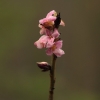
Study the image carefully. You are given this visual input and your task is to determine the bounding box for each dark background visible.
[0,0,100,100]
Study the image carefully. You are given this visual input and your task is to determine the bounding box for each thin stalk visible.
[49,54,57,100]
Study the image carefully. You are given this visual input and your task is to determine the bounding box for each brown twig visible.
[49,54,57,100]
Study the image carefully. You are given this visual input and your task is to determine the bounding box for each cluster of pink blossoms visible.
[34,10,65,57]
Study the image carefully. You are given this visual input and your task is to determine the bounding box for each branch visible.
[49,54,57,100]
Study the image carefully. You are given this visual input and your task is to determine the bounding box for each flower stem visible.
[49,54,57,100]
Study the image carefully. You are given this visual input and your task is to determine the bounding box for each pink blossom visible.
[34,29,60,49]
[46,10,65,26]
[34,35,55,49]
[46,37,54,48]
[39,16,56,25]
[46,10,57,17]
[38,10,65,32]
[39,28,60,38]
[39,10,57,29]
[53,49,65,57]
[46,40,65,57]
[44,28,60,38]
[34,35,48,49]
[35,10,65,57]
[52,29,60,38]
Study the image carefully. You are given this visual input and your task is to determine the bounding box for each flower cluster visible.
[34,10,65,57]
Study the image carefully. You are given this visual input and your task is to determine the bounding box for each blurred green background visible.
[0,0,100,100]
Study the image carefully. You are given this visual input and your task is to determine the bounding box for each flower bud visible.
[36,62,51,72]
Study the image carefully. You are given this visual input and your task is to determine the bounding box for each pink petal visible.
[39,35,48,44]
[39,16,56,25]
[55,40,63,49]
[39,18,47,24]
[40,28,52,35]
[47,16,56,21]
[46,10,56,17]
[40,28,46,35]
[46,48,53,56]
[52,29,60,38]
[34,41,44,49]
[34,35,48,49]
[46,37,55,48]
[45,29,52,36]
[53,49,65,57]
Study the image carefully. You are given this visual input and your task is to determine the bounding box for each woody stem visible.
[49,54,57,100]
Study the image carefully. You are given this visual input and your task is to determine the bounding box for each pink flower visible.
[46,40,65,57]
[34,10,65,57]
[46,10,65,27]
[39,10,57,29]
[39,17,56,30]
[39,27,60,38]
[38,10,65,32]
[34,35,48,49]
[34,35,55,49]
